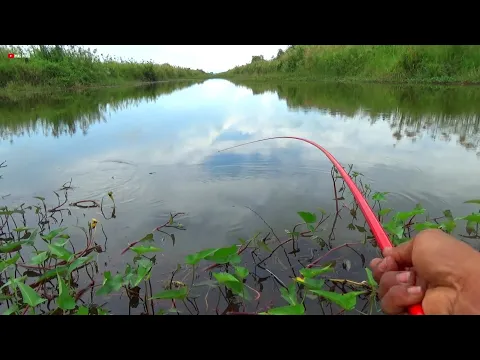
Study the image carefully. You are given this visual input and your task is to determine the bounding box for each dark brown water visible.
[1,79,480,315]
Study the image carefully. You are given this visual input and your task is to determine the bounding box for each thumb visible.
[383,240,414,269]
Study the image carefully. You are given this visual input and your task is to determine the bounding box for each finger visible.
[378,271,416,298]
[383,240,414,268]
[370,256,399,283]
[381,284,425,315]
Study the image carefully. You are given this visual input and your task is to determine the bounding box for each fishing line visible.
[218,136,424,316]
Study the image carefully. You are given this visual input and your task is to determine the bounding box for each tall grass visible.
[0,45,209,91]
[219,45,480,84]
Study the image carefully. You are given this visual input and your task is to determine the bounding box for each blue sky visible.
[81,45,289,73]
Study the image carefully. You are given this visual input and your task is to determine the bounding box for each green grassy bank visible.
[218,45,480,84]
[0,45,210,95]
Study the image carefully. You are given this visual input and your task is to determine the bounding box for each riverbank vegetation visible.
[0,80,204,139]
[0,45,209,94]
[219,45,480,84]
[230,80,480,155]
[1,160,479,315]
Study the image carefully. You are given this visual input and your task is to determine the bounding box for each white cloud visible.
[81,45,289,73]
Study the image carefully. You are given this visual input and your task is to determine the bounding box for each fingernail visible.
[378,259,387,271]
[407,286,422,294]
[396,272,410,283]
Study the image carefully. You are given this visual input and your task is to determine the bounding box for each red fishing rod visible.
[219,136,424,316]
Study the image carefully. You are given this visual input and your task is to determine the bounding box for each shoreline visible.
[0,78,210,100]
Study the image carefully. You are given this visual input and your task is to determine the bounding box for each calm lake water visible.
[1,79,480,314]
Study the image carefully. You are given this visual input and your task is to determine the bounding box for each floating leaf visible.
[42,227,67,242]
[462,214,480,223]
[150,287,188,300]
[185,248,217,265]
[295,277,325,290]
[57,274,76,310]
[205,245,241,264]
[378,208,392,216]
[372,192,388,202]
[262,304,304,315]
[138,233,154,242]
[213,272,250,299]
[0,253,21,272]
[464,199,480,205]
[30,251,48,265]
[96,272,125,296]
[14,227,32,232]
[310,290,365,311]
[3,305,18,315]
[443,209,453,220]
[130,246,162,255]
[414,222,440,232]
[68,256,93,275]
[355,225,366,233]
[48,244,74,261]
[299,264,333,278]
[76,306,89,315]
[297,211,317,224]
[17,282,46,307]
[235,266,249,279]
[279,282,298,306]
[365,268,377,289]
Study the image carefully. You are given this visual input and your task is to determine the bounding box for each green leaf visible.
[443,209,453,220]
[14,227,32,232]
[213,272,250,299]
[310,290,365,311]
[185,248,217,265]
[383,221,404,239]
[466,221,476,235]
[134,260,153,286]
[41,227,67,242]
[96,272,125,296]
[0,239,33,254]
[38,266,68,283]
[307,224,316,233]
[48,244,74,261]
[299,264,333,278]
[213,272,240,284]
[317,207,327,215]
[296,277,325,290]
[57,274,76,310]
[439,220,456,233]
[297,211,317,224]
[130,246,163,255]
[150,287,188,300]
[17,282,46,307]
[372,192,388,202]
[30,251,49,265]
[68,256,93,275]
[205,245,241,264]
[0,253,21,272]
[3,305,18,315]
[280,282,298,306]
[365,268,377,289]
[414,222,441,232]
[394,208,425,222]
[263,304,304,315]
[75,306,89,315]
[355,225,366,233]
[464,199,480,205]
[462,213,480,223]
[234,266,249,279]
[139,233,154,242]
[378,208,392,216]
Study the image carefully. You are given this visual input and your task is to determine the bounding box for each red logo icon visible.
[7,53,14,59]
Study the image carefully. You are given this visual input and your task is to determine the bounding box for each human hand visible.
[369,229,480,315]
